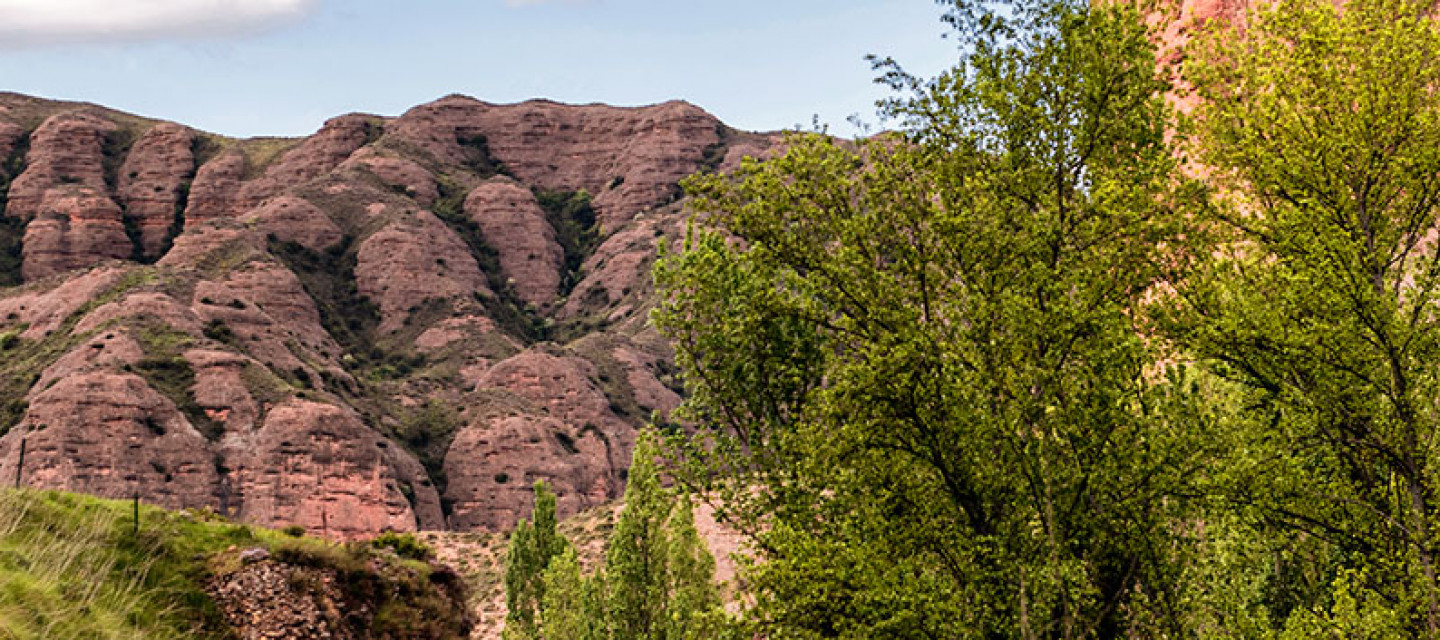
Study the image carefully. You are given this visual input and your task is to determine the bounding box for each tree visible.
[1175,0,1440,633]
[604,430,736,640]
[504,480,572,640]
[504,433,737,640]
[605,432,673,639]
[653,1,1205,636]
[541,548,606,640]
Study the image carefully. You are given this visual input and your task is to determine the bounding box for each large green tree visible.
[653,1,1205,636]
[1175,0,1440,633]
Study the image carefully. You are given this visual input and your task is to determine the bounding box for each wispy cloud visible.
[0,0,320,47]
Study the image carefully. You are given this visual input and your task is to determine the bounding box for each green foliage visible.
[504,480,572,639]
[370,531,436,562]
[502,433,738,640]
[653,2,1206,637]
[393,399,460,498]
[1171,0,1440,633]
[535,188,599,296]
[604,432,673,640]
[0,216,24,287]
[201,318,233,343]
[540,548,606,640]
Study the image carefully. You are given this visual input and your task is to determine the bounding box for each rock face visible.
[6,112,116,223]
[184,151,246,224]
[355,210,490,333]
[20,186,132,280]
[443,350,636,530]
[241,195,344,252]
[229,400,442,538]
[118,123,196,259]
[389,96,725,226]
[464,178,563,309]
[208,551,471,640]
[0,91,774,538]
[0,371,222,511]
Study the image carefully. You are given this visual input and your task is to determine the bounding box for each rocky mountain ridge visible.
[0,91,775,537]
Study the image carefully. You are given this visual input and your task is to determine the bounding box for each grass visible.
[0,488,284,639]
[0,489,471,640]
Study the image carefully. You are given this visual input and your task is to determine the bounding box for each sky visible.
[0,0,961,139]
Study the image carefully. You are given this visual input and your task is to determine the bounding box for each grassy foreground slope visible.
[0,488,470,640]
[0,488,269,639]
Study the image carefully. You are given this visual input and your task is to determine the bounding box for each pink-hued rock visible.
[31,331,146,396]
[192,260,343,378]
[6,112,116,222]
[185,348,263,435]
[118,123,195,259]
[354,211,490,333]
[559,217,670,320]
[390,96,723,225]
[74,291,204,336]
[0,371,222,511]
[229,399,443,538]
[444,349,636,530]
[0,121,26,169]
[0,265,129,339]
[717,132,780,174]
[443,414,614,531]
[463,178,563,309]
[341,147,440,206]
[20,186,132,281]
[612,345,682,418]
[0,92,774,536]
[234,115,376,213]
[241,195,343,252]
[156,223,256,267]
[414,315,502,352]
[184,151,246,224]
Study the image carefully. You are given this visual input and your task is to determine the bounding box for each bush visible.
[370,531,435,562]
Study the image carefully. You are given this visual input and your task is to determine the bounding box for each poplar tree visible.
[504,480,571,640]
[540,548,605,640]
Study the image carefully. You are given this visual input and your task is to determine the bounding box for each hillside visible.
[0,92,774,538]
[0,488,470,639]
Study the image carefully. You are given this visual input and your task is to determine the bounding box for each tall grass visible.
[0,489,269,639]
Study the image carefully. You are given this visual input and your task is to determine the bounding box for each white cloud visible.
[0,0,319,46]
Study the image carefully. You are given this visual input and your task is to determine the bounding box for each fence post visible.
[13,437,24,489]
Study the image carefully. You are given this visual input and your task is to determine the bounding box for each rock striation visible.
[0,91,774,538]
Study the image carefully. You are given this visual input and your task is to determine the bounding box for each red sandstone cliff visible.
[0,91,770,537]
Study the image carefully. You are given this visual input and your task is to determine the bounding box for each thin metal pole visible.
[132,492,139,536]
[13,437,24,489]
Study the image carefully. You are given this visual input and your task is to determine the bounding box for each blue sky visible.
[0,1,960,139]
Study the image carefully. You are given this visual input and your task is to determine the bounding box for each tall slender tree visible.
[504,480,571,640]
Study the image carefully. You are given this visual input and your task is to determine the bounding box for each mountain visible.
[0,91,776,538]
